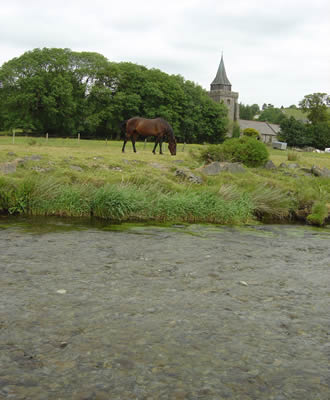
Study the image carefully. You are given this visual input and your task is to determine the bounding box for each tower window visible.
[227,99,231,105]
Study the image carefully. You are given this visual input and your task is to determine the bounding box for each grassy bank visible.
[1,136,330,225]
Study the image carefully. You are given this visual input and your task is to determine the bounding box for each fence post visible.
[144,139,147,150]
[12,129,15,144]
[78,133,80,143]
[46,132,48,143]
[182,142,186,152]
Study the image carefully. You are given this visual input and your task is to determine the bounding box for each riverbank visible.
[1,137,330,225]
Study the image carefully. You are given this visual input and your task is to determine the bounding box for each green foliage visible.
[199,144,226,163]
[299,93,330,124]
[258,104,287,124]
[0,47,228,143]
[278,116,310,147]
[221,136,269,167]
[239,103,260,120]
[307,201,328,226]
[219,183,292,219]
[242,128,260,139]
[232,121,241,138]
[306,121,330,149]
[199,136,269,167]
[279,95,330,149]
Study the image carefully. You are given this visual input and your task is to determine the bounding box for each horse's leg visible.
[159,137,164,155]
[122,137,127,153]
[152,139,159,154]
[131,133,138,153]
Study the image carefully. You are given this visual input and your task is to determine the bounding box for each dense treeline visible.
[240,94,330,149]
[278,93,330,149]
[0,48,228,143]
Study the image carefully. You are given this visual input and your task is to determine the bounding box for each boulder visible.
[311,165,330,177]
[0,162,17,174]
[70,165,83,172]
[264,160,276,170]
[0,158,25,174]
[200,162,246,175]
[175,169,203,184]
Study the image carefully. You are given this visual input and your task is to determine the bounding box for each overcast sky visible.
[1,0,329,107]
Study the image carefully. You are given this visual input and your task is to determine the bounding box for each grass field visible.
[1,136,330,225]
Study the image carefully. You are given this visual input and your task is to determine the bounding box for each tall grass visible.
[0,176,254,224]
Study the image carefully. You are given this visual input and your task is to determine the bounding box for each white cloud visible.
[0,0,329,107]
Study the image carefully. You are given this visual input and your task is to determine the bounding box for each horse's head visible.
[168,140,176,156]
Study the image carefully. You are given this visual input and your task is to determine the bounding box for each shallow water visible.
[0,217,329,399]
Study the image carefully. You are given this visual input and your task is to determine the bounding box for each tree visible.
[258,105,287,124]
[0,47,229,142]
[239,103,260,120]
[307,121,330,149]
[299,93,330,124]
[0,48,109,135]
[278,117,310,147]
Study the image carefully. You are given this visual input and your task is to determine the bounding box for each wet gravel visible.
[0,218,329,399]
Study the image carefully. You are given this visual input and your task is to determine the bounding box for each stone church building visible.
[208,55,239,123]
[208,55,279,142]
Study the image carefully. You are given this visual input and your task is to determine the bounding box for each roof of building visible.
[238,119,280,136]
[211,55,231,87]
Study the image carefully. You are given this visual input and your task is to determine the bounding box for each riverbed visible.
[0,217,329,399]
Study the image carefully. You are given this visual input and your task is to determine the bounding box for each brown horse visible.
[121,117,176,155]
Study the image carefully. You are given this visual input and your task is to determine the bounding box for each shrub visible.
[287,151,300,161]
[221,136,269,167]
[243,128,260,140]
[307,201,328,226]
[232,122,241,138]
[199,137,269,167]
[199,144,227,163]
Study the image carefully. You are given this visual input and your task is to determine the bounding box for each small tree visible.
[278,117,310,147]
[243,128,260,140]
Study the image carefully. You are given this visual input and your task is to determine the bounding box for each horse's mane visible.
[157,118,176,142]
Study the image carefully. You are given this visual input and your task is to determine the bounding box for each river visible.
[0,217,329,399]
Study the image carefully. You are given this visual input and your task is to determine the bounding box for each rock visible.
[279,162,287,168]
[7,152,17,157]
[239,281,248,286]
[175,169,203,184]
[0,162,17,174]
[311,165,330,177]
[27,155,42,161]
[287,163,300,169]
[264,160,276,169]
[70,165,83,172]
[200,162,246,175]
[56,289,67,294]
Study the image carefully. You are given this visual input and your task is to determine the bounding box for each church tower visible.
[208,55,239,126]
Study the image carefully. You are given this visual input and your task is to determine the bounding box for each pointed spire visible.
[210,54,232,91]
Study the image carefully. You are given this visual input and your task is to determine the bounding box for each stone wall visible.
[208,89,239,123]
